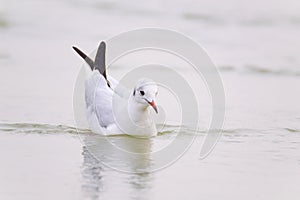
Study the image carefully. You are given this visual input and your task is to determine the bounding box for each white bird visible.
[73,41,158,137]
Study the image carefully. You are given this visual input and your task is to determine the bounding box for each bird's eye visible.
[140,90,145,96]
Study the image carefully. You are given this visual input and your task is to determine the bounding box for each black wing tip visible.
[100,41,106,47]
[72,46,79,52]
[72,45,95,70]
[72,42,110,88]
[72,46,87,59]
[98,41,106,52]
[95,41,106,71]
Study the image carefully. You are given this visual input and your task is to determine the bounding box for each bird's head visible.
[132,78,158,113]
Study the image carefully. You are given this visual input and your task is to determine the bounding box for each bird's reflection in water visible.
[81,146,103,200]
[81,133,154,200]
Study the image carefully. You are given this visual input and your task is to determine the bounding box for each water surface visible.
[0,0,300,199]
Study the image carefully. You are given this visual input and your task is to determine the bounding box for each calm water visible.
[0,0,300,199]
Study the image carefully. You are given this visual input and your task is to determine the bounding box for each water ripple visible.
[1,122,298,136]
[0,122,89,134]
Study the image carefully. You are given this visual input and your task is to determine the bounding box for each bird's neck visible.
[128,96,152,125]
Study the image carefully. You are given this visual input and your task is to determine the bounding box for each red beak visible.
[148,100,158,114]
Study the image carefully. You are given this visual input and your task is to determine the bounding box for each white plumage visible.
[73,42,158,137]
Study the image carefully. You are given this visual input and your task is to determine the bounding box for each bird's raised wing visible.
[73,42,130,134]
[73,41,110,87]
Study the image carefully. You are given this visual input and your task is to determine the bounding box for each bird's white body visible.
[73,42,158,137]
[85,70,157,137]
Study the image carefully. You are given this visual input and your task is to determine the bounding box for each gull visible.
[72,41,158,137]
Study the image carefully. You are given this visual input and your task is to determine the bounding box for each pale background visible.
[0,0,300,200]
